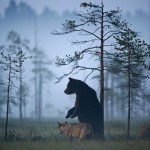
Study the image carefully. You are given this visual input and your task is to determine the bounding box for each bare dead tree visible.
[1,50,20,141]
[0,31,31,140]
[7,31,31,120]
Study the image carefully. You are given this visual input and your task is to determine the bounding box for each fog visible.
[0,0,149,121]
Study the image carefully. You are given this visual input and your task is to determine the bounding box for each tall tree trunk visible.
[23,95,26,118]
[104,71,109,120]
[38,61,42,121]
[100,1,104,139]
[19,61,23,120]
[35,59,38,119]
[5,61,11,141]
[116,87,120,118]
[34,17,38,119]
[127,42,131,138]
[120,87,125,118]
[110,73,114,120]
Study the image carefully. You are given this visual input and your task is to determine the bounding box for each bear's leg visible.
[66,107,75,118]
[70,107,79,118]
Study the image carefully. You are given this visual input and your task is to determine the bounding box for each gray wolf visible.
[57,121,93,141]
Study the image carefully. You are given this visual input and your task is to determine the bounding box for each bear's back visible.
[76,82,100,113]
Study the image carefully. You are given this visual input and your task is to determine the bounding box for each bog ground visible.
[0,119,149,150]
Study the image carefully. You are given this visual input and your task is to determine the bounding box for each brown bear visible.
[64,77,102,138]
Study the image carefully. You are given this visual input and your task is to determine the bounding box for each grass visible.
[0,139,150,150]
[0,119,149,150]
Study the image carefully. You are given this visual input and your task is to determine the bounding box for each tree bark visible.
[38,62,42,121]
[110,73,114,120]
[19,56,23,120]
[104,71,109,120]
[100,2,104,139]
[5,60,11,141]
[127,33,131,138]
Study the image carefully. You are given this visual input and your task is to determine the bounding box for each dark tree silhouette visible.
[0,31,31,140]
[1,48,20,140]
[7,31,31,120]
[0,71,6,117]
[114,26,149,137]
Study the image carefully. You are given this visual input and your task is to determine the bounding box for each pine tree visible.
[114,26,149,137]
[0,31,31,140]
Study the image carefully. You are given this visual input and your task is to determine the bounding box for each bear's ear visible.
[69,77,73,81]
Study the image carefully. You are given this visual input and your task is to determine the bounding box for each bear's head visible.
[64,77,81,94]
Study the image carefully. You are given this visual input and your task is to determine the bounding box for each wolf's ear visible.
[65,121,67,124]
[57,122,61,126]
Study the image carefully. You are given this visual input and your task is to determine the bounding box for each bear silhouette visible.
[64,77,102,137]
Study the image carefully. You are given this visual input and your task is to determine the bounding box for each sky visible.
[0,0,149,119]
[0,0,150,16]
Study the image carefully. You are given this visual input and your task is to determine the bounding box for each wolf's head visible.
[57,121,67,134]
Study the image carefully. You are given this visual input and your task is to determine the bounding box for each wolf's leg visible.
[68,135,72,142]
[79,127,86,141]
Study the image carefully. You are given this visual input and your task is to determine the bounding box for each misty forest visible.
[0,1,150,150]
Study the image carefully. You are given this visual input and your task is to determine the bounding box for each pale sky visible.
[0,0,149,118]
[0,0,150,16]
